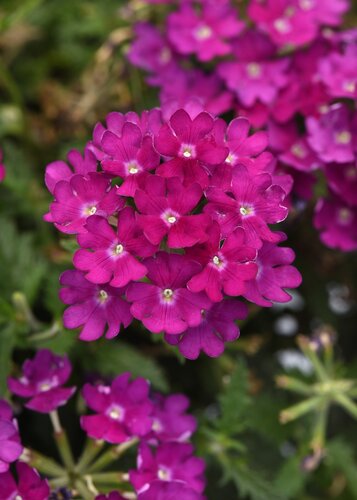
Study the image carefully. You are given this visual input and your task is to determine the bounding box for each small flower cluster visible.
[45,107,301,357]
[128,0,357,251]
[3,349,205,499]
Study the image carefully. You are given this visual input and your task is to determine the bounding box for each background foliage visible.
[0,1,357,498]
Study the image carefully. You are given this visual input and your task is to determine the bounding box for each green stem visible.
[28,448,66,477]
[334,393,357,419]
[276,375,313,396]
[49,476,69,489]
[89,471,129,484]
[50,411,75,470]
[28,321,61,342]
[310,402,329,452]
[75,479,96,500]
[76,439,105,473]
[280,396,322,424]
[87,438,138,474]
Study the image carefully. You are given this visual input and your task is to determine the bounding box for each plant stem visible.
[334,393,357,419]
[76,439,105,473]
[88,471,129,484]
[28,448,66,477]
[50,410,75,470]
[75,479,96,500]
[86,438,138,474]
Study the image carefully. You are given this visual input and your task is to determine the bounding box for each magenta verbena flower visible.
[49,172,124,234]
[96,493,126,500]
[243,236,303,307]
[148,393,197,443]
[137,481,203,500]
[325,161,357,207]
[165,299,248,360]
[0,149,5,182]
[130,442,205,497]
[7,349,76,414]
[60,270,133,341]
[154,109,228,187]
[74,209,155,287]
[306,104,357,164]
[81,372,153,444]
[135,175,209,248]
[0,462,49,500]
[205,165,288,248]
[314,193,357,252]
[167,2,244,62]
[126,252,211,335]
[187,224,257,302]
[100,121,160,197]
[319,45,357,99]
[0,400,23,473]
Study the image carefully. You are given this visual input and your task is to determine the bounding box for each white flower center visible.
[157,466,172,481]
[240,206,252,216]
[291,143,307,159]
[180,144,196,159]
[98,289,109,303]
[212,255,224,268]
[225,153,236,164]
[86,206,97,215]
[152,419,163,432]
[338,208,352,224]
[167,216,176,224]
[159,47,171,64]
[246,62,262,79]
[342,80,356,93]
[299,0,314,10]
[274,18,291,34]
[114,244,124,255]
[335,131,352,145]
[108,405,124,421]
[162,288,174,301]
[195,25,212,41]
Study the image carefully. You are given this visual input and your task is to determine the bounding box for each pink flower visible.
[314,194,357,251]
[167,3,244,62]
[138,481,203,500]
[154,109,228,187]
[96,493,126,500]
[7,350,76,414]
[319,45,357,99]
[135,176,209,248]
[243,236,302,307]
[205,166,288,248]
[148,394,197,443]
[0,462,49,500]
[126,252,211,335]
[130,442,205,496]
[49,173,124,234]
[165,299,248,360]
[325,161,357,206]
[218,30,289,107]
[44,147,97,195]
[297,0,349,26]
[306,104,357,164]
[0,400,22,473]
[248,0,318,47]
[74,209,155,287]
[187,224,257,302]
[60,270,132,341]
[0,149,5,182]
[268,120,321,172]
[81,373,153,443]
[100,122,160,197]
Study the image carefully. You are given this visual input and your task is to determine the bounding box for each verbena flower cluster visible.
[2,349,205,499]
[129,0,357,251]
[45,107,301,357]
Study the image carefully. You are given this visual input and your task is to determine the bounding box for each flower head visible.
[81,373,153,443]
[0,400,22,473]
[0,462,49,500]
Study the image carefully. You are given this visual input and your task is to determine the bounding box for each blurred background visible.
[0,1,357,499]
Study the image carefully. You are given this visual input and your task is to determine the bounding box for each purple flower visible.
[218,30,289,107]
[130,442,205,496]
[243,237,302,307]
[0,462,49,500]
[319,45,357,99]
[0,400,22,473]
[297,0,349,26]
[0,149,5,182]
[154,109,228,188]
[96,493,126,500]
[306,104,357,164]
[74,209,155,287]
[187,224,257,302]
[126,252,211,335]
[81,373,153,443]
[325,161,357,206]
[268,120,321,172]
[100,122,160,197]
[167,3,244,62]
[314,194,357,251]
[148,394,197,443]
[135,176,209,248]
[248,0,318,47]
[7,350,76,414]
[60,270,132,341]
[44,147,97,195]
[205,166,288,248]
[138,481,203,500]
[165,299,248,360]
[49,173,124,234]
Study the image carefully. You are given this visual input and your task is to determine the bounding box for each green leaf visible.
[0,324,16,394]
[327,439,357,498]
[80,341,169,392]
[274,456,308,499]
